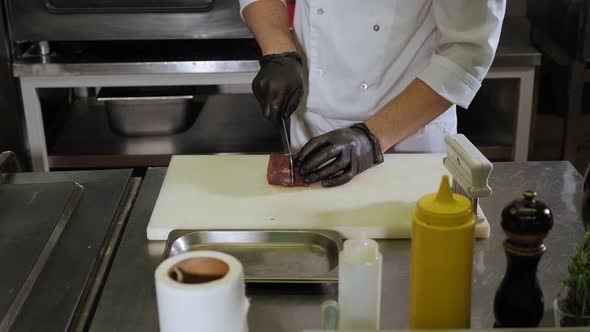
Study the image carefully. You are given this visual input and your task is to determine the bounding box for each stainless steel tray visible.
[97,86,203,137]
[162,230,343,283]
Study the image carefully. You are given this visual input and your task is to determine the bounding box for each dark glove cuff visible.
[259,52,302,66]
[350,123,385,165]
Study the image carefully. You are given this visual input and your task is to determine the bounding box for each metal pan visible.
[96,86,203,137]
[162,229,343,284]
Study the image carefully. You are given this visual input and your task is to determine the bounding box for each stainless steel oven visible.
[527,0,590,61]
[6,0,251,42]
[3,0,273,171]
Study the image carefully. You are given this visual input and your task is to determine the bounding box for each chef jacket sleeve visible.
[416,0,506,109]
[239,0,287,21]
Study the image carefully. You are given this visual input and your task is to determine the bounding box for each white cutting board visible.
[147,154,490,240]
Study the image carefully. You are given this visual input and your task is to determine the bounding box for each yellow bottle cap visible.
[414,175,474,227]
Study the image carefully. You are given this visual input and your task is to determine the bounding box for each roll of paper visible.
[155,251,249,332]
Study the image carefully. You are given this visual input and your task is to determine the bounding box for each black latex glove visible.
[252,52,304,126]
[295,123,384,187]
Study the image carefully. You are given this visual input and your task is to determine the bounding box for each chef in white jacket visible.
[240,0,506,187]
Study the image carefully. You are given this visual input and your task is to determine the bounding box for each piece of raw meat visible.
[267,153,308,187]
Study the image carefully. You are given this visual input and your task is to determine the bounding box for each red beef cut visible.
[267,153,308,187]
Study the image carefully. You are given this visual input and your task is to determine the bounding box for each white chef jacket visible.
[239,0,506,152]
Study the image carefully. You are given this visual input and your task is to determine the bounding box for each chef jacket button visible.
[317,8,325,15]
[318,68,324,75]
[360,82,368,91]
[373,24,380,32]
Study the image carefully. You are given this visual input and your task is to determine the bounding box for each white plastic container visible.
[338,238,382,330]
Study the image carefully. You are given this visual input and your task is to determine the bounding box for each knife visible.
[280,116,294,185]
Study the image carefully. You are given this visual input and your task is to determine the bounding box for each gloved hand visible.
[252,52,304,126]
[295,123,384,187]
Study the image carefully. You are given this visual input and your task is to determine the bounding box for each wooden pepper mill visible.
[494,190,553,328]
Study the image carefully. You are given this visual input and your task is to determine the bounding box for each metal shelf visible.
[47,94,282,169]
[12,19,538,78]
[477,146,513,161]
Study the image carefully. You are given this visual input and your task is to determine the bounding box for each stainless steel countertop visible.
[0,181,82,331]
[12,18,540,77]
[89,161,586,331]
[1,169,134,332]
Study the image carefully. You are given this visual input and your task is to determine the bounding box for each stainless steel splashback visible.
[6,0,251,42]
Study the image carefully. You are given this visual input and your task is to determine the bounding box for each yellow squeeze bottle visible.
[410,175,475,329]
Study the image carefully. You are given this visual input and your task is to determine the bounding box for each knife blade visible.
[280,116,294,185]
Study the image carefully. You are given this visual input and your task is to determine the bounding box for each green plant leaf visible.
[562,230,590,316]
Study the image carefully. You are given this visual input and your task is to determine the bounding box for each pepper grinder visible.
[494,190,553,328]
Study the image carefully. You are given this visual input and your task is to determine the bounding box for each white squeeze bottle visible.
[338,238,383,330]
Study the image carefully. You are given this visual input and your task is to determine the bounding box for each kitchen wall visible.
[506,0,526,17]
